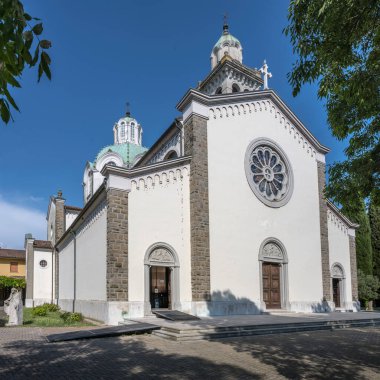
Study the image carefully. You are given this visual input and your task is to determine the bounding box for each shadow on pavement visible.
[0,335,260,379]
[222,328,380,380]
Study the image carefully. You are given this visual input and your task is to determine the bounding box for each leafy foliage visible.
[0,275,25,288]
[358,269,380,303]
[0,0,52,123]
[285,0,380,205]
[342,198,373,275]
[32,305,48,317]
[60,311,83,323]
[369,200,380,279]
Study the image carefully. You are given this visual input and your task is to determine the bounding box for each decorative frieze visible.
[130,165,189,192]
[327,209,348,235]
[209,100,317,159]
[147,132,181,164]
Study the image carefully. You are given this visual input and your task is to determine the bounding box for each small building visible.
[0,248,26,305]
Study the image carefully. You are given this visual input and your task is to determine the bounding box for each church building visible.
[25,24,359,325]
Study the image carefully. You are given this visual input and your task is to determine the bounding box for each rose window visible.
[245,139,293,207]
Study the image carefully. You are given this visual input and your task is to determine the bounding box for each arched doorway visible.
[259,238,289,310]
[331,263,345,308]
[144,243,180,315]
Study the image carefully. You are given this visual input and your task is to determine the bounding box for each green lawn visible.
[22,308,94,327]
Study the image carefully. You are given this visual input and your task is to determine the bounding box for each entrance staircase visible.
[152,317,380,341]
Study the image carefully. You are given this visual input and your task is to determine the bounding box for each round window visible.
[39,260,48,268]
[245,138,293,208]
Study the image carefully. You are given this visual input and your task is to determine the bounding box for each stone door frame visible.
[259,237,289,310]
[331,262,346,309]
[144,242,180,315]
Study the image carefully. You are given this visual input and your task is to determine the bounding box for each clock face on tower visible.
[245,138,294,208]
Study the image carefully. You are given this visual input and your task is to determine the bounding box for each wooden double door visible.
[263,262,281,309]
[150,266,171,309]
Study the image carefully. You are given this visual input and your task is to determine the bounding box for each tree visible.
[369,199,380,279]
[285,0,380,206]
[343,198,373,275]
[0,0,52,123]
[358,269,380,310]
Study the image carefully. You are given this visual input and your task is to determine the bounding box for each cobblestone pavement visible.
[0,326,379,379]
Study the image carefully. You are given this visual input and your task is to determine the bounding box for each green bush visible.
[32,306,48,317]
[60,311,83,323]
[42,303,60,312]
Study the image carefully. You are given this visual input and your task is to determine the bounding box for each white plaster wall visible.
[65,212,79,230]
[207,102,323,305]
[128,166,191,307]
[327,213,353,303]
[33,249,53,300]
[59,239,74,300]
[76,207,107,300]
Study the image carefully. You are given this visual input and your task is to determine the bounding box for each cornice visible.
[327,200,359,229]
[177,89,330,154]
[101,155,192,179]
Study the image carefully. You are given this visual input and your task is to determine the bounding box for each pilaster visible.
[25,235,34,306]
[184,112,211,301]
[54,195,65,299]
[349,233,359,300]
[106,188,129,301]
[317,161,332,301]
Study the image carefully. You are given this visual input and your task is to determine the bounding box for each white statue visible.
[4,288,23,326]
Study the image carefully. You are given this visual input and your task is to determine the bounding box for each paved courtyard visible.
[0,324,379,379]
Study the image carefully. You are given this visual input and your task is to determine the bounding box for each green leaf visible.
[32,23,43,35]
[3,88,20,112]
[0,100,11,124]
[31,45,40,66]
[39,39,52,49]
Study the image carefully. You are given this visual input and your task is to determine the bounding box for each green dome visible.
[214,33,241,50]
[95,142,148,167]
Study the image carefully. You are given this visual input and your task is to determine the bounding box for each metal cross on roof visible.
[259,60,272,90]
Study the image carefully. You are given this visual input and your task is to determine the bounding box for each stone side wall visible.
[317,161,331,301]
[25,239,34,300]
[184,114,211,301]
[54,198,65,299]
[349,235,359,300]
[106,188,129,301]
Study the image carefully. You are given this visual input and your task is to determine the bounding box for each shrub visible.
[32,306,48,317]
[42,303,60,312]
[60,311,83,323]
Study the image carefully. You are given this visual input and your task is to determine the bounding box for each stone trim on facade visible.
[54,198,65,299]
[349,235,359,300]
[184,113,211,301]
[317,161,331,301]
[106,188,129,301]
[25,238,34,300]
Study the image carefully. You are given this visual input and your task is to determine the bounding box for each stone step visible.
[152,319,380,342]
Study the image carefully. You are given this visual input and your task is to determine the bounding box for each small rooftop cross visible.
[126,102,131,117]
[259,60,272,90]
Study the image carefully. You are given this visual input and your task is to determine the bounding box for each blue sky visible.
[0,0,347,248]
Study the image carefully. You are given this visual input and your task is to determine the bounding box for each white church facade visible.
[25,24,359,325]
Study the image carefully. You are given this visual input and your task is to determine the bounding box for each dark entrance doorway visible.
[263,262,281,309]
[150,266,171,309]
[332,278,341,307]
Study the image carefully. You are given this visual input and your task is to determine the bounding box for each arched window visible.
[108,161,117,166]
[120,123,125,139]
[232,83,240,93]
[131,122,135,140]
[215,87,222,95]
[164,151,178,160]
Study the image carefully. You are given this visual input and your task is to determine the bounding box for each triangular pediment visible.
[198,55,263,95]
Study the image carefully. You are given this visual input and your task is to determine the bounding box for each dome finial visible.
[126,101,131,117]
[223,13,229,35]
